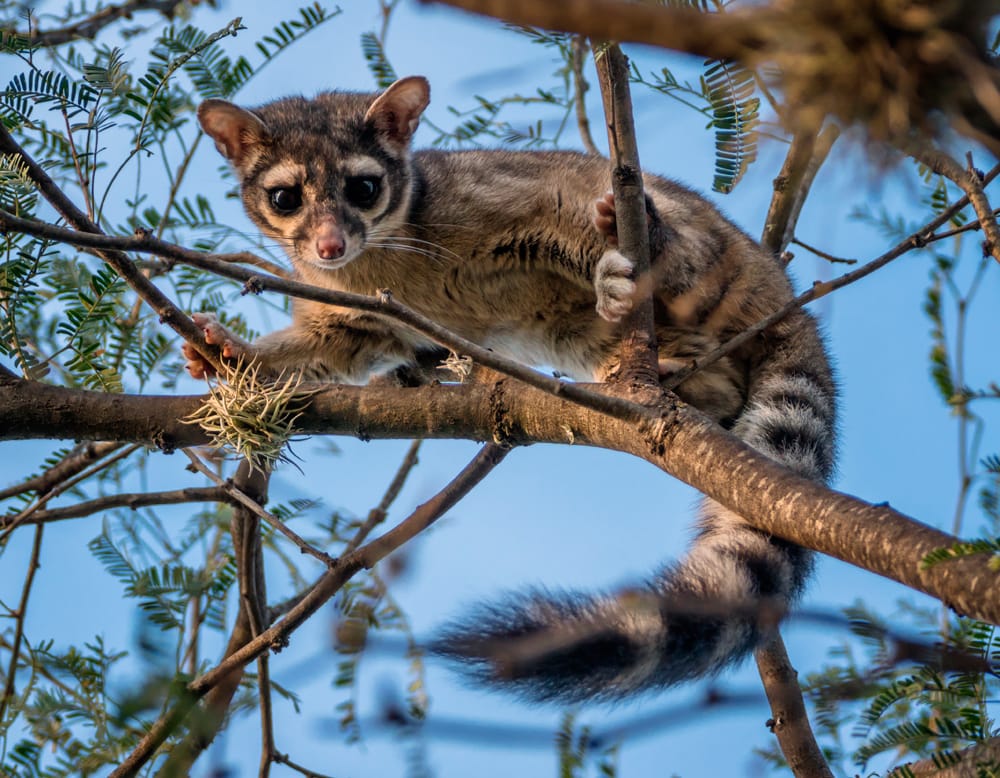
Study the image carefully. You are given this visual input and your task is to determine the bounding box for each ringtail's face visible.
[197,76,430,271]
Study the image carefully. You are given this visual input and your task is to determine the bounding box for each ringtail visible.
[186,76,836,703]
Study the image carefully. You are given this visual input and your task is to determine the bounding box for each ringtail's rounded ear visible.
[364,76,430,147]
[197,99,271,169]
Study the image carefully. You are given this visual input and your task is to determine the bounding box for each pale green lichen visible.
[186,358,315,470]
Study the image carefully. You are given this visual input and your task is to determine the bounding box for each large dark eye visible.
[344,175,381,209]
[268,186,302,215]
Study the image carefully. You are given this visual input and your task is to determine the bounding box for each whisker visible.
[368,235,464,263]
[365,241,452,264]
[394,219,476,233]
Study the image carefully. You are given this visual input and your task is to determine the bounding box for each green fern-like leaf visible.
[89,528,137,583]
[856,720,937,767]
[920,538,1000,571]
[254,3,337,64]
[702,58,760,194]
[82,47,131,95]
[0,152,39,214]
[361,31,397,88]
[855,675,924,737]
[3,69,97,119]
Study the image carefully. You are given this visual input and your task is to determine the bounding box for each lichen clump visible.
[186,359,313,470]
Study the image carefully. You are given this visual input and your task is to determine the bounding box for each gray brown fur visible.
[190,76,836,703]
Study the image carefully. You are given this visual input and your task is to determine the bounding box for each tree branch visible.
[0,126,221,369]
[906,144,1000,266]
[0,486,230,530]
[0,441,124,502]
[592,42,659,385]
[5,0,183,47]
[2,375,998,628]
[113,442,508,777]
[0,444,142,543]
[755,636,834,778]
[761,123,839,256]
[423,0,767,61]
[571,36,601,156]
[0,524,44,723]
[142,463,270,778]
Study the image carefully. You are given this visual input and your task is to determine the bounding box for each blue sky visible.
[2,2,999,776]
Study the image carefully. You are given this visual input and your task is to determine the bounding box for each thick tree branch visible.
[424,0,766,61]
[2,375,998,627]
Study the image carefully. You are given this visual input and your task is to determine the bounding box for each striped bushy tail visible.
[433,312,836,704]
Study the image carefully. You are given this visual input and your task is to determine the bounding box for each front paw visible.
[182,312,251,379]
[594,249,636,323]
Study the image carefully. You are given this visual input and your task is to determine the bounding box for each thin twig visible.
[0,441,122,502]
[0,208,652,426]
[0,443,142,543]
[591,41,659,385]
[0,125,222,368]
[907,144,1000,266]
[112,443,509,778]
[663,162,1000,392]
[356,443,510,568]
[790,236,858,265]
[0,486,231,530]
[571,35,601,156]
[183,450,335,567]
[0,523,44,722]
[271,437,485,623]
[344,439,422,554]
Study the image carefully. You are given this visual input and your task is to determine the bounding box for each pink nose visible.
[317,235,344,259]
[316,222,345,260]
